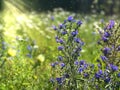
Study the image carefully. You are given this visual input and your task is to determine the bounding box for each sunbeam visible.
[3,0,40,43]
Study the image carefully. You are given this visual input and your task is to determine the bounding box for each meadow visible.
[0,1,120,90]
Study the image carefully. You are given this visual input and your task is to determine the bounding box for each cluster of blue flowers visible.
[50,16,120,90]
[51,16,84,89]
[94,20,120,89]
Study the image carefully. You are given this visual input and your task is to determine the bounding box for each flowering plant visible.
[51,16,120,90]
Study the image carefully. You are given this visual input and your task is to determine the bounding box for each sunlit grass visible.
[3,0,56,48]
[2,0,101,63]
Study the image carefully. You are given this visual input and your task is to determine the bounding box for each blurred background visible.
[1,0,120,15]
[0,0,120,90]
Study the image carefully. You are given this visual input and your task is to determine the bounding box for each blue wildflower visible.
[84,73,89,78]
[52,25,57,30]
[60,63,65,68]
[55,36,59,42]
[62,31,67,35]
[102,36,108,42]
[76,47,82,51]
[67,16,73,22]
[55,36,59,39]
[78,68,84,73]
[59,24,64,29]
[103,47,111,55]
[95,70,103,79]
[104,32,110,37]
[84,64,88,69]
[80,60,85,65]
[110,64,118,71]
[56,77,62,84]
[104,77,110,83]
[77,20,82,26]
[95,73,101,79]
[80,41,84,46]
[51,63,56,68]
[107,20,115,29]
[101,56,108,61]
[117,73,120,78]
[56,39,59,43]
[64,20,67,24]
[74,38,81,43]
[98,70,103,75]
[59,38,64,44]
[64,74,69,78]
[71,30,78,37]
[58,46,64,51]
[97,64,101,68]
[74,60,79,65]
[58,56,63,61]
